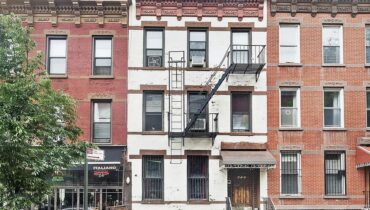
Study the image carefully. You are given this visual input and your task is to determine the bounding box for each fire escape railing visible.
[183,44,266,137]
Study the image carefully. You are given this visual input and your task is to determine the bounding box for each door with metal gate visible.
[228,169,259,209]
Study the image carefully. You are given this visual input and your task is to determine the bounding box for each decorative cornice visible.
[0,0,129,27]
[136,0,264,21]
[271,0,370,17]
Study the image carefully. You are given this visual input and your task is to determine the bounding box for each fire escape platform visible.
[169,131,218,139]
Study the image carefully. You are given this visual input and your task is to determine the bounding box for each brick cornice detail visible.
[270,0,370,17]
[0,0,129,27]
[136,0,264,21]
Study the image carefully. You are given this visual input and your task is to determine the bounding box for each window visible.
[324,88,343,128]
[231,93,251,131]
[143,92,163,131]
[367,89,370,127]
[188,92,207,131]
[325,151,346,196]
[231,29,250,64]
[279,24,300,64]
[93,37,112,75]
[189,30,207,67]
[281,151,301,195]
[366,27,370,64]
[280,88,300,128]
[145,29,164,67]
[323,25,343,64]
[142,156,164,200]
[188,156,208,200]
[47,36,67,75]
[92,101,111,143]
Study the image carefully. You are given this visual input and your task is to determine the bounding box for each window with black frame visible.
[47,36,67,75]
[281,151,301,195]
[325,151,346,196]
[92,101,111,143]
[367,89,370,128]
[188,156,208,200]
[145,29,164,67]
[143,91,163,131]
[189,30,207,67]
[188,92,207,131]
[142,156,164,200]
[93,37,112,75]
[231,30,250,64]
[231,93,250,131]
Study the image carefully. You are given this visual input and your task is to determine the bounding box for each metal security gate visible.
[228,169,259,209]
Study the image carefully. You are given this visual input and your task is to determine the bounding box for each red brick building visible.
[267,1,370,209]
[1,0,129,209]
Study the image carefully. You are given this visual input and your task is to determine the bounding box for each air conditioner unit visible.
[147,56,162,67]
[190,118,206,131]
[191,56,205,67]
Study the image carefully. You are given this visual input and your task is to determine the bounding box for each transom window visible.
[142,156,164,200]
[281,151,301,195]
[325,151,346,196]
[324,88,343,128]
[92,101,111,143]
[47,36,67,75]
[323,25,343,64]
[280,88,300,128]
[231,93,251,131]
[143,91,163,131]
[189,30,207,67]
[188,156,209,200]
[93,37,112,75]
[145,29,164,67]
[279,24,300,64]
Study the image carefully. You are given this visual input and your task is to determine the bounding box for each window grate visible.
[325,151,346,196]
[142,156,164,200]
[187,156,209,200]
[281,151,301,195]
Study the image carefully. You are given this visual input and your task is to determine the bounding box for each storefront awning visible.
[220,150,276,169]
[356,146,370,168]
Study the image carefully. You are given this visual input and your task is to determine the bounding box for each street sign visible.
[86,148,105,161]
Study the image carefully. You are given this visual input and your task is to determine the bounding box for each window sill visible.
[230,131,253,136]
[322,64,345,67]
[365,64,370,68]
[49,74,68,79]
[187,200,210,204]
[279,127,303,131]
[141,200,164,204]
[92,141,112,145]
[323,195,348,199]
[89,75,114,79]
[323,128,347,131]
[142,131,167,135]
[278,63,303,67]
[141,67,166,70]
[279,195,304,199]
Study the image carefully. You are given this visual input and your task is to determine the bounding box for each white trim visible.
[323,88,344,128]
[322,25,343,64]
[279,87,301,128]
[279,24,300,64]
[280,151,302,196]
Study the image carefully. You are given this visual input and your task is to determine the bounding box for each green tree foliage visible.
[0,14,89,209]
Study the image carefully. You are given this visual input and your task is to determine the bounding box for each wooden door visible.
[228,169,259,208]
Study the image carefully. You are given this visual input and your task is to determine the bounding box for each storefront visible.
[39,146,125,210]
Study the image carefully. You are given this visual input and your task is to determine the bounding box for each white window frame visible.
[322,25,343,65]
[279,87,301,128]
[324,151,346,196]
[279,24,300,64]
[367,89,370,128]
[280,151,302,196]
[366,26,370,65]
[323,88,344,128]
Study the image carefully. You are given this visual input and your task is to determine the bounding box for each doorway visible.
[228,169,259,209]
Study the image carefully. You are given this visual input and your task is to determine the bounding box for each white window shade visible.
[147,31,163,49]
[190,31,206,42]
[279,24,300,63]
[146,95,162,112]
[94,103,111,122]
[323,26,341,46]
[232,32,249,45]
[280,25,299,46]
[50,39,66,57]
[95,40,112,57]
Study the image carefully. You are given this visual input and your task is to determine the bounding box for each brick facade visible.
[267,1,369,209]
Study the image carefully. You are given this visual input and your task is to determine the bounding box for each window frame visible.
[187,155,209,201]
[92,36,113,76]
[279,87,301,128]
[144,28,165,67]
[188,29,208,67]
[324,151,346,196]
[46,35,68,75]
[230,28,251,64]
[143,91,164,132]
[366,26,370,65]
[322,25,343,65]
[280,151,302,196]
[142,155,164,201]
[230,92,252,132]
[279,24,300,64]
[91,100,112,144]
[323,88,344,128]
[187,91,209,132]
[367,89,370,128]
